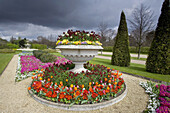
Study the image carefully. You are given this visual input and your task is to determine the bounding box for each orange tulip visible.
[96,82,98,85]
[48,78,50,81]
[108,80,111,83]
[28,87,31,90]
[51,76,53,78]
[105,78,107,81]
[31,76,34,79]
[89,82,92,85]
[66,79,68,82]
[39,78,42,81]
[41,69,43,71]
[82,84,84,88]
[33,73,35,75]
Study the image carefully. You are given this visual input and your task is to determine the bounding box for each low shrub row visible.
[42,49,57,53]
[33,50,57,63]
[130,47,150,54]
[0,49,16,53]
[31,44,47,49]
[103,46,150,54]
[0,43,19,49]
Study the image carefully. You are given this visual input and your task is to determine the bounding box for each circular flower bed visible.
[56,30,102,46]
[28,62,125,105]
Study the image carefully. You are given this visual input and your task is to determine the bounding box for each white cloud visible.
[0,23,76,41]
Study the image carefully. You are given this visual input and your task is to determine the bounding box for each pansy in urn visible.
[56,30,103,73]
[56,30,102,46]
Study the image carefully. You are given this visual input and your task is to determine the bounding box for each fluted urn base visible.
[56,45,103,73]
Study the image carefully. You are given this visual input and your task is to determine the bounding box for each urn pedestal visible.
[56,45,103,73]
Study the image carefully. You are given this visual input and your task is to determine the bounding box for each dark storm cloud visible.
[0,0,164,40]
[0,0,81,28]
[0,0,153,29]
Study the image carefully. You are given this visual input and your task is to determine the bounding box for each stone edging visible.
[28,83,127,111]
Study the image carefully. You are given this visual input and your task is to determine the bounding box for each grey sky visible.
[0,0,164,40]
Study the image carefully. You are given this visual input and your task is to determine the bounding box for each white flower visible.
[87,34,90,36]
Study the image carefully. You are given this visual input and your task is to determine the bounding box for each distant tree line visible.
[0,34,57,49]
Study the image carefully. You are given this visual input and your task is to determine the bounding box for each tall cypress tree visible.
[146,0,170,74]
[111,11,130,67]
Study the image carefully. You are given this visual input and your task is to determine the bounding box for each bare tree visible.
[98,22,115,46]
[129,3,155,58]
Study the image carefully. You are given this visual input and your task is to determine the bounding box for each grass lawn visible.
[131,57,146,61]
[98,54,146,61]
[0,53,16,75]
[90,58,169,82]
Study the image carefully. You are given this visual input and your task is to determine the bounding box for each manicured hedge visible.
[130,47,150,54]
[42,49,57,53]
[111,11,130,67]
[0,43,19,49]
[0,49,16,53]
[31,44,47,49]
[33,50,57,63]
[146,0,170,75]
[103,46,150,54]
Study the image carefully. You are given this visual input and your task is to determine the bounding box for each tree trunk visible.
[138,45,141,59]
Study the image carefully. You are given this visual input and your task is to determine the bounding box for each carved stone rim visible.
[28,83,127,111]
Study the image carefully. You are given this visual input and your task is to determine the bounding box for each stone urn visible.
[56,45,103,73]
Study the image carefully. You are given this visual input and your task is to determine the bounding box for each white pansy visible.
[140,82,160,112]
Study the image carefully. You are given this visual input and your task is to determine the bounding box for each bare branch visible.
[128,3,155,58]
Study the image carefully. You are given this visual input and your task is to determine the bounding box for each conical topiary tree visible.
[146,0,170,75]
[111,11,130,67]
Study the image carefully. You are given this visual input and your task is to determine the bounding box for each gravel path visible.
[98,52,148,58]
[0,55,149,113]
[95,55,146,65]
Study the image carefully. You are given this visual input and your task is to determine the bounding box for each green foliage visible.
[6,43,19,49]
[33,50,57,63]
[146,0,170,75]
[130,47,149,54]
[0,38,19,49]
[111,11,130,67]
[42,49,57,53]
[0,44,8,49]
[0,49,16,53]
[31,44,47,49]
